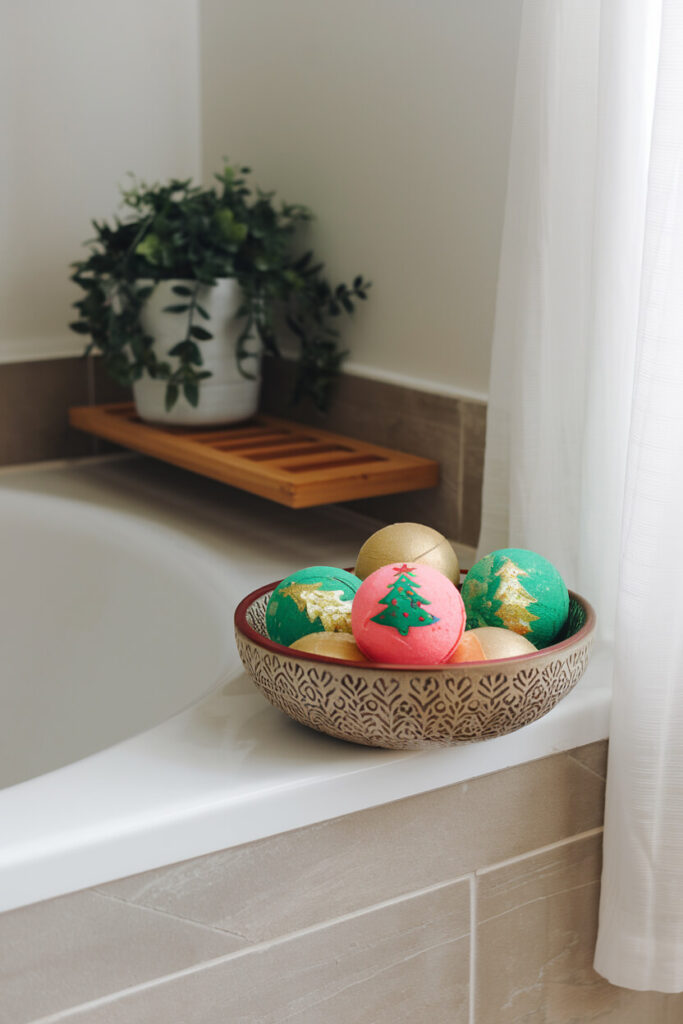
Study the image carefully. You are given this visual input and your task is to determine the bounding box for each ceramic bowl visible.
[234,576,596,751]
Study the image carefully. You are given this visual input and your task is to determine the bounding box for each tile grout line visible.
[0,452,135,478]
[266,932,472,1024]
[478,878,599,929]
[476,826,604,875]
[456,403,466,536]
[341,359,489,404]
[85,356,96,406]
[567,751,608,783]
[91,888,250,943]
[84,357,99,457]
[29,873,473,1024]
[469,873,477,1024]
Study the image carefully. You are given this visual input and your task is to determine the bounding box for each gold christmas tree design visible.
[281,581,354,632]
[492,557,540,635]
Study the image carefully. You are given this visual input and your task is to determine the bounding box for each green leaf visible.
[165,384,179,410]
[190,325,213,341]
[214,208,248,243]
[168,342,186,356]
[195,303,210,320]
[162,303,190,314]
[187,341,202,365]
[183,380,199,407]
[285,315,304,339]
[69,321,91,334]
[171,284,193,297]
[236,358,258,381]
[135,234,163,264]
[294,251,313,270]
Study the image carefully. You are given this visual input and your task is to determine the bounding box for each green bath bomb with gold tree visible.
[461,548,568,649]
[266,566,361,647]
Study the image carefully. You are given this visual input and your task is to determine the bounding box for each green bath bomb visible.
[266,566,361,646]
[461,548,568,649]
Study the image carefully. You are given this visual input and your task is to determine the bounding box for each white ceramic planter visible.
[133,278,261,426]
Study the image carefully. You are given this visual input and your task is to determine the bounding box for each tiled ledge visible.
[0,355,485,547]
[6,739,683,1023]
[0,356,125,466]
[2,743,601,1023]
[261,357,486,547]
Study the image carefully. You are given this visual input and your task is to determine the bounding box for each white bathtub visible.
[0,456,612,913]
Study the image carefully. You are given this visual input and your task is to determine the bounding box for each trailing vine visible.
[70,165,370,411]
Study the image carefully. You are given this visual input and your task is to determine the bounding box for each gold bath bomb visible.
[449,626,537,663]
[290,631,368,662]
[354,523,459,583]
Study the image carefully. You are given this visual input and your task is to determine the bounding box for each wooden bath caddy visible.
[69,403,439,509]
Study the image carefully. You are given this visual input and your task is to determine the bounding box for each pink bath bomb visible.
[351,562,466,665]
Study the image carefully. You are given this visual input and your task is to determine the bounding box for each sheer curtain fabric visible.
[478,0,683,992]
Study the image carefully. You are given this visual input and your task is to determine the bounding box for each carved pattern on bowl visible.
[236,588,594,750]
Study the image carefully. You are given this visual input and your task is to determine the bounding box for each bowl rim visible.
[234,571,597,671]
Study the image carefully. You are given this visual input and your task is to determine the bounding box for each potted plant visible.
[69,165,370,425]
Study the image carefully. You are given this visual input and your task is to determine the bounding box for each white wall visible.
[0,0,201,362]
[0,0,522,396]
[199,0,522,398]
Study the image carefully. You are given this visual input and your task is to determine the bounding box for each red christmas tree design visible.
[370,565,439,636]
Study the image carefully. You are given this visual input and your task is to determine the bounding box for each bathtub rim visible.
[0,455,612,914]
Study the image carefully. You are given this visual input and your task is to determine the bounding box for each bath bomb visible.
[290,631,368,662]
[266,566,361,647]
[352,562,465,664]
[449,626,537,663]
[448,631,487,664]
[461,548,568,649]
[354,522,460,584]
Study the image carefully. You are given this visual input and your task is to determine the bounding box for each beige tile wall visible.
[476,832,683,1024]
[261,358,487,548]
[568,738,608,779]
[0,356,129,466]
[0,358,92,464]
[8,740,681,1023]
[54,881,471,1024]
[97,751,604,942]
[0,890,244,1024]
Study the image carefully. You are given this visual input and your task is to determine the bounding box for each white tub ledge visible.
[0,456,612,913]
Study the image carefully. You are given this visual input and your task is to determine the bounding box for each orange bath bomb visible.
[448,626,537,663]
[290,632,368,662]
[448,632,487,663]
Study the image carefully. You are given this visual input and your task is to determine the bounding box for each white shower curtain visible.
[478,0,683,993]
